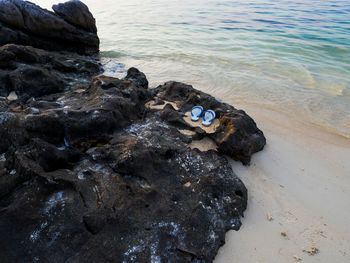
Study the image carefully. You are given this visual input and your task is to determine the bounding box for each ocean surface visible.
[34,0,350,137]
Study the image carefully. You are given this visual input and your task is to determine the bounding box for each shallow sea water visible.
[33,0,350,137]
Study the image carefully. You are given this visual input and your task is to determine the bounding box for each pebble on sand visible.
[303,246,319,256]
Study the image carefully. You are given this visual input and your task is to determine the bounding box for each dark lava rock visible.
[125,67,149,89]
[0,44,102,101]
[52,0,97,33]
[0,0,99,55]
[153,81,266,165]
[0,1,266,262]
[0,72,248,262]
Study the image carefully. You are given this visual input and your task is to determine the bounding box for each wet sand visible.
[211,105,350,263]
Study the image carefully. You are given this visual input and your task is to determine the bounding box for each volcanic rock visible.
[52,0,97,33]
[0,44,102,101]
[0,0,99,54]
[0,71,249,262]
[0,1,267,262]
[152,81,266,165]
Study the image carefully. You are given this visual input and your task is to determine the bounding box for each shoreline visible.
[103,56,350,140]
[214,104,350,262]
[2,1,349,262]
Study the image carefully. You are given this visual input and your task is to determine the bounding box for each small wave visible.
[253,19,286,25]
[221,20,242,24]
[100,50,125,58]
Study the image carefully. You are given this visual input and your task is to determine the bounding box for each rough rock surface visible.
[0,1,266,262]
[0,44,102,101]
[52,0,97,33]
[153,82,266,165]
[0,72,249,262]
[0,0,99,54]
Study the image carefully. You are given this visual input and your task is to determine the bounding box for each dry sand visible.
[148,98,350,262]
[209,105,350,263]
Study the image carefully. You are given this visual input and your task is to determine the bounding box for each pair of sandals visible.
[191,106,216,127]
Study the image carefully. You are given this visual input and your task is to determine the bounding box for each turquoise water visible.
[34,0,350,137]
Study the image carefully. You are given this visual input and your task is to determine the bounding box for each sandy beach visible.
[213,104,350,263]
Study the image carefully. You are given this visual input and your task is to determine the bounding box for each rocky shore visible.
[0,1,266,262]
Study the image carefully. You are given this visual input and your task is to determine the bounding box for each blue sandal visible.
[202,110,216,126]
[191,106,204,121]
